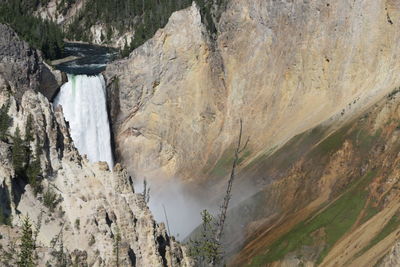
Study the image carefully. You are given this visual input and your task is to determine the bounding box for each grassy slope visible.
[248,171,376,266]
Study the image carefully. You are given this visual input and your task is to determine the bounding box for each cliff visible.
[105,0,400,187]
[0,23,65,101]
[0,25,192,266]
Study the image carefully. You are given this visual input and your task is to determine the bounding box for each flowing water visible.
[53,43,115,169]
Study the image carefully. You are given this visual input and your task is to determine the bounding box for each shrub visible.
[43,187,60,212]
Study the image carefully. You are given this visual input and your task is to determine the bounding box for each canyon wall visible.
[105,0,400,190]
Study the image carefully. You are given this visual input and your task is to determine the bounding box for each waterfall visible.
[54,74,114,169]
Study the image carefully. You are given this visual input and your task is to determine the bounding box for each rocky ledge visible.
[0,23,66,101]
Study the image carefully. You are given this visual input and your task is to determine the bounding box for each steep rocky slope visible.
[0,24,65,101]
[228,84,400,266]
[105,0,400,188]
[0,25,192,266]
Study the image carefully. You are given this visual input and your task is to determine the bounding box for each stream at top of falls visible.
[53,43,115,169]
[52,43,201,240]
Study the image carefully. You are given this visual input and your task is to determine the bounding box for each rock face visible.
[103,0,400,264]
[105,2,225,180]
[0,24,64,101]
[105,0,400,187]
[0,27,192,267]
[380,241,400,267]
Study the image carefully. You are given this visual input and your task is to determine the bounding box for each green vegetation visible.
[0,205,11,226]
[188,210,222,265]
[24,114,34,144]
[26,146,43,196]
[67,0,193,50]
[12,127,27,177]
[0,0,64,59]
[353,129,382,155]
[43,186,60,212]
[0,101,11,141]
[210,147,251,178]
[12,123,43,194]
[56,0,77,16]
[249,171,377,266]
[113,226,121,267]
[210,148,235,177]
[18,216,36,267]
[1,0,228,59]
[67,0,227,57]
[308,125,352,159]
[74,218,80,230]
[360,201,379,225]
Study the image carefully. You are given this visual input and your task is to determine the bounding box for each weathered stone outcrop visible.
[105,0,400,189]
[0,23,64,101]
[380,241,400,267]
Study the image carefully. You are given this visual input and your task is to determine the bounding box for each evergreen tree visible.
[0,101,11,141]
[18,216,35,267]
[26,144,42,196]
[0,205,7,225]
[0,0,65,60]
[188,210,221,266]
[24,114,34,144]
[113,227,121,267]
[12,127,27,177]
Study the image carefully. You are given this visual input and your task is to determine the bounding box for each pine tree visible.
[12,127,27,177]
[18,216,35,267]
[0,206,6,225]
[0,0,65,60]
[188,210,221,266]
[24,114,34,144]
[113,227,121,267]
[26,144,42,196]
[0,101,11,141]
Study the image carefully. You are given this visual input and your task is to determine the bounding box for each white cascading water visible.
[54,74,114,169]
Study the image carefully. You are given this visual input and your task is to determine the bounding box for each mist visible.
[135,178,215,240]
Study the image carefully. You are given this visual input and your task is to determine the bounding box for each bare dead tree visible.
[162,204,171,237]
[128,176,135,193]
[113,226,121,267]
[143,178,150,203]
[189,119,249,266]
[215,119,249,244]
